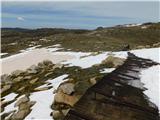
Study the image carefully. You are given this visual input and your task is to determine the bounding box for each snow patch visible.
[20,45,42,53]
[25,74,68,120]
[0,53,8,56]
[3,93,17,101]
[131,48,160,63]
[1,95,25,116]
[63,52,108,68]
[140,65,160,112]
[100,68,115,73]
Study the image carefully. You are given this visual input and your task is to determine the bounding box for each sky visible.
[1,1,160,29]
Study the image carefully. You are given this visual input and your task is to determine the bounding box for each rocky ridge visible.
[1,55,125,120]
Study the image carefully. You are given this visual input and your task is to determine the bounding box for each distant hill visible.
[1,22,160,56]
[1,28,30,32]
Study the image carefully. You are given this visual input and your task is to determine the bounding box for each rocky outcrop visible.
[54,91,80,107]
[51,77,99,120]
[1,57,119,120]
[1,60,59,119]
[51,79,83,120]
[101,55,125,67]
[1,60,56,94]
[2,95,36,120]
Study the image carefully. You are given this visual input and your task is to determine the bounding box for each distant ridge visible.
[2,22,159,31]
[1,28,30,32]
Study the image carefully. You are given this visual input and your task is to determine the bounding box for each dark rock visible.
[74,81,91,94]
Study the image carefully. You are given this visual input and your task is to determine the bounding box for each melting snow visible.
[0,53,8,56]
[25,74,68,120]
[20,45,42,53]
[1,45,160,114]
[100,68,115,73]
[1,95,25,116]
[3,93,17,101]
[131,48,160,63]
[61,51,128,69]
[1,93,18,115]
[140,65,160,112]
[63,52,108,68]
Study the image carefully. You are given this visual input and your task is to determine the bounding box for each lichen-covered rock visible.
[19,101,36,110]
[29,78,39,84]
[15,96,29,107]
[13,76,23,82]
[11,96,35,120]
[11,109,30,120]
[54,91,80,107]
[74,81,91,94]
[52,110,63,119]
[59,83,75,95]
[101,55,125,67]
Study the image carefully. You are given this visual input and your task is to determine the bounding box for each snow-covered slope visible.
[131,48,160,112]
[140,66,160,112]
[2,46,160,117]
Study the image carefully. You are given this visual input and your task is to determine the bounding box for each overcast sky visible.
[2,1,159,29]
